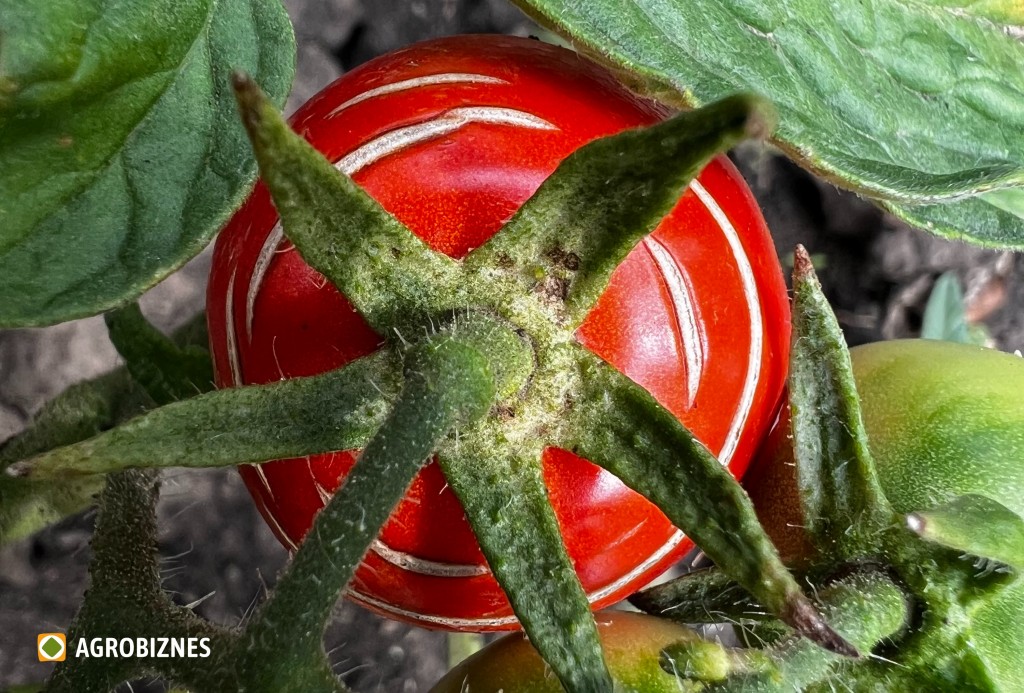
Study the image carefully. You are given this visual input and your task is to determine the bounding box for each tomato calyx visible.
[634,246,1024,690]
[785,248,1022,656]
[219,43,800,640]
[227,70,855,684]
[659,567,907,687]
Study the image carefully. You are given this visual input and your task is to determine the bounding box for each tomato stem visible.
[630,568,770,624]
[237,324,505,690]
[659,569,908,690]
[47,470,236,693]
[756,570,908,690]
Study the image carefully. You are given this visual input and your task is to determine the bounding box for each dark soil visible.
[1,1,1020,690]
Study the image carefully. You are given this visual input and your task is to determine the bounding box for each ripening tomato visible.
[207,35,790,630]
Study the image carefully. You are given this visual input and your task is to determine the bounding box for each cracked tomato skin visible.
[207,35,790,631]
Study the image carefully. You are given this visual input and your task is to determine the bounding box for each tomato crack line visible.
[325,72,510,118]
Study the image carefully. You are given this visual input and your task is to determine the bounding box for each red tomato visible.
[207,35,790,631]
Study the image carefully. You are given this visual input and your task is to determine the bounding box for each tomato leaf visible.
[563,348,857,657]
[7,351,401,478]
[105,303,215,406]
[0,0,295,327]
[467,94,770,326]
[789,246,895,556]
[908,494,1024,571]
[231,74,462,333]
[920,271,992,346]
[885,191,1024,250]
[921,272,970,343]
[515,0,1024,247]
[238,335,497,692]
[438,445,613,693]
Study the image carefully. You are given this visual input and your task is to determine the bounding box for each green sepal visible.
[237,331,498,692]
[717,571,908,692]
[630,569,768,625]
[789,246,895,557]
[0,314,210,544]
[231,72,461,333]
[0,369,146,545]
[7,351,401,478]
[562,349,855,656]
[656,570,908,691]
[466,94,772,327]
[908,494,1024,571]
[105,303,214,405]
[438,445,613,693]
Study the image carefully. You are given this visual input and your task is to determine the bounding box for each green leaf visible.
[563,349,856,657]
[921,271,990,346]
[105,303,214,405]
[0,0,295,327]
[985,187,1024,219]
[515,0,1024,247]
[231,73,461,333]
[8,351,401,478]
[884,191,1024,249]
[908,494,1024,570]
[438,445,613,693]
[921,272,968,342]
[789,247,894,557]
[466,95,770,325]
[238,333,497,692]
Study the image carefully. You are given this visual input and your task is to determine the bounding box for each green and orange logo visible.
[38,633,66,662]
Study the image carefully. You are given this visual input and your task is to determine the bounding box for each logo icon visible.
[38,633,66,662]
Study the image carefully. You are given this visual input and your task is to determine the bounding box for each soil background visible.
[1,1,1021,690]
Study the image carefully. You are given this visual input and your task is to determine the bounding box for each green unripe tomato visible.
[855,339,1024,519]
[431,611,702,692]
[746,339,1024,689]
